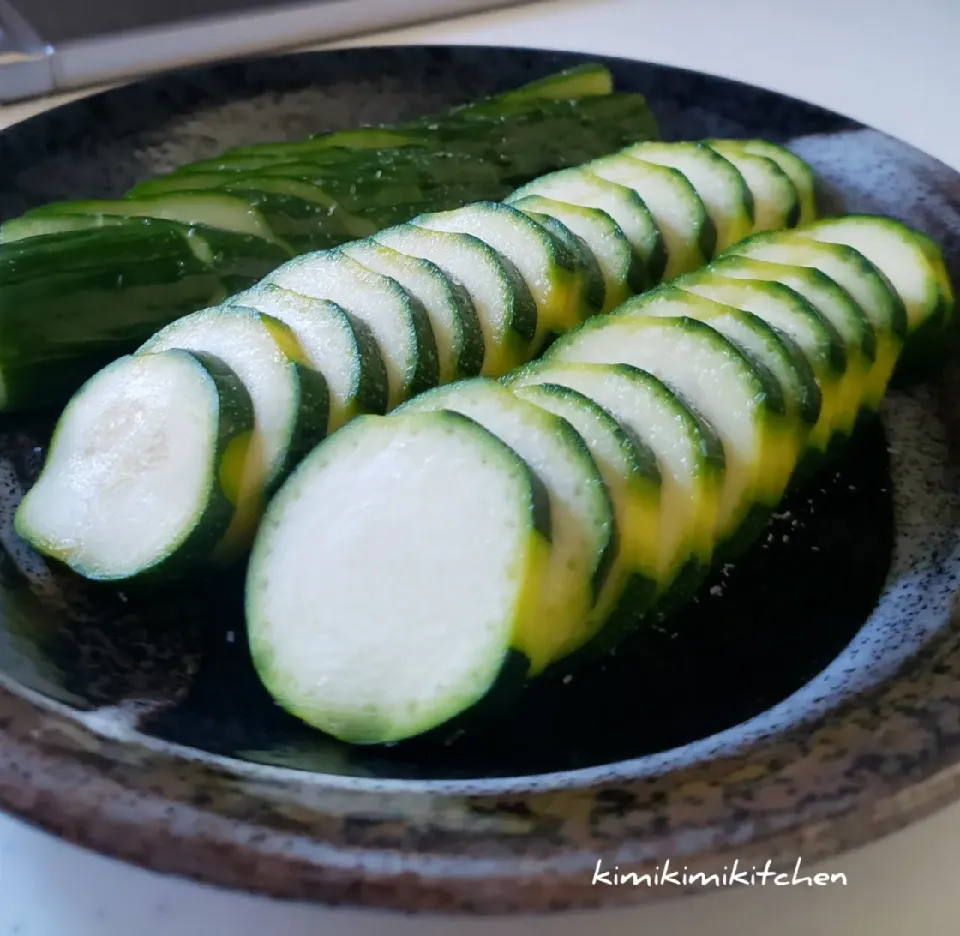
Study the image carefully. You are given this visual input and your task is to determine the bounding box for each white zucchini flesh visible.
[16,350,238,579]
[339,238,484,383]
[725,235,908,340]
[397,378,614,669]
[624,288,814,429]
[139,306,304,549]
[507,168,664,282]
[709,253,896,409]
[674,274,844,446]
[548,315,783,541]
[799,216,943,333]
[246,411,548,745]
[412,202,579,343]
[266,249,438,410]
[736,140,817,225]
[508,194,639,312]
[507,360,714,588]
[373,224,535,376]
[230,284,386,431]
[587,153,713,279]
[625,141,754,250]
[706,141,799,232]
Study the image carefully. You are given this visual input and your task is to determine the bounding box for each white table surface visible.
[1,1,959,932]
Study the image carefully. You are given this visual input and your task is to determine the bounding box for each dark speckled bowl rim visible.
[1,45,959,914]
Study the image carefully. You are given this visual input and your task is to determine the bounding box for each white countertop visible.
[2,1,959,932]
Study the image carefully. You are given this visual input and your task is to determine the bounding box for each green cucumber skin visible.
[0,223,288,411]
[0,78,663,414]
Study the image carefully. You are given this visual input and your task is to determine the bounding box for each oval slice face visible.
[625,141,754,250]
[266,249,439,410]
[373,224,536,376]
[397,377,614,669]
[16,350,252,579]
[246,411,548,745]
[339,238,485,383]
[547,314,785,542]
[230,284,389,430]
[140,306,311,551]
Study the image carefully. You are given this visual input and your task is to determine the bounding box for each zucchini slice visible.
[625,141,754,250]
[246,411,550,745]
[511,381,661,636]
[674,273,844,449]
[526,212,607,321]
[397,378,614,670]
[507,168,664,284]
[586,152,715,278]
[229,283,389,430]
[15,349,254,580]
[735,140,817,225]
[339,238,485,383]
[140,305,328,554]
[625,286,820,430]
[412,202,585,347]
[265,249,439,409]
[705,140,800,232]
[508,194,640,311]
[800,216,944,334]
[714,243,901,405]
[547,314,790,543]
[373,224,537,375]
[506,360,722,594]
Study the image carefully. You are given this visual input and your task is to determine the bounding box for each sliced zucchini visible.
[547,314,791,543]
[526,212,607,321]
[586,152,715,278]
[800,216,943,334]
[372,224,536,375]
[719,237,905,402]
[511,381,660,635]
[736,140,817,225]
[507,168,664,284]
[23,193,282,246]
[139,305,328,554]
[506,360,722,592]
[508,194,639,311]
[339,238,484,383]
[265,249,439,409]
[623,285,820,430]
[729,235,908,339]
[705,140,800,231]
[412,202,584,347]
[674,273,844,450]
[229,283,389,429]
[246,410,550,745]
[397,378,614,669]
[625,141,754,250]
[15,349,254,580]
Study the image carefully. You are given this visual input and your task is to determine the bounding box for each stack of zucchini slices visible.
[246,207,952,745]
[14,136,953,747]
